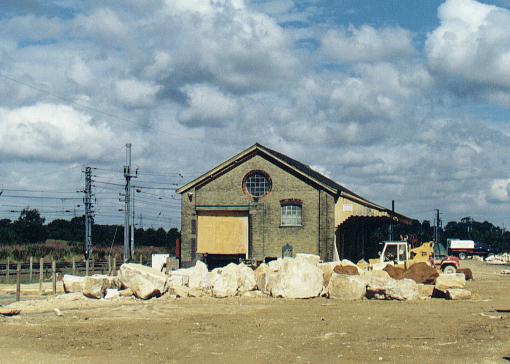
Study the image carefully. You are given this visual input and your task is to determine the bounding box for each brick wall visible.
[180,153,336,266]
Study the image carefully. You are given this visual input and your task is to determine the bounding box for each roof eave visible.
[176,144,338,195]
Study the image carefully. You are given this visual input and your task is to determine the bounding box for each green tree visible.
[14,208,47,244]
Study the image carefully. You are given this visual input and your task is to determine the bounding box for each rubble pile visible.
[402,262,439,284]
[486,253,510,265]
[57,254,471,302]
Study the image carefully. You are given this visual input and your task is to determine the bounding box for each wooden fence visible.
[0,254,150,302]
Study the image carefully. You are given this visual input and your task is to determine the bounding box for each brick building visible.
[177,144,410,267]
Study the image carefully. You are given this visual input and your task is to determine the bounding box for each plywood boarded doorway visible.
[197,211,248,257]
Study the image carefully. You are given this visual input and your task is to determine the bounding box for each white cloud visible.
[143,51,174,80]
[488,179,510,202]
[114,79,161,107]
[69,57,94,88]
[321,25,415,63]
[0,0,510,227]
[177,84,238,127]
[165,0,245,15]
[73,8,129,43]
[426,0,510,104]
[0,103,116,161]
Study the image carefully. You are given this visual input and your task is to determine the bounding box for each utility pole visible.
[131,184,135,259]
[122,143,137,262]
[123,143,132,262]
[388,200,395,241]
[434,209,441,245]
[83,166,94,260]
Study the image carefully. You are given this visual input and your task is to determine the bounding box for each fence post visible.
[29,256,33,282]
[165,256,171,275]
[91,258,95,275]
[85,260,89,277]
[72,256,76,275]
[139,254,143,265]
[112,257,117,276]
[16,263,21,302]
[52,260,56,296]
[6,257,10,284]
[108,255,111,275]
[39,257,44,293]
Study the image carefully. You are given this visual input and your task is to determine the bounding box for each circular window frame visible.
[242,170,272,199]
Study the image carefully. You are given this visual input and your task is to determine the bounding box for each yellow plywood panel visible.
[197,215,248,254]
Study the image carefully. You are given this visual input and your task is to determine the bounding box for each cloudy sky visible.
[1,0,510,229]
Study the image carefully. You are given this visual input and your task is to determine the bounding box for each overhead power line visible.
[0,188,80,194]
[0,194,82,200]
[0,71,139,125]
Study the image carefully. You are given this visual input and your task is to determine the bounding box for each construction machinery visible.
[369,241,460,273]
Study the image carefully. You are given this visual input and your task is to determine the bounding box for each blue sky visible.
[0,0,510,229]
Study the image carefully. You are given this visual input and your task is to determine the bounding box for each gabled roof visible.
[176,143,409,221]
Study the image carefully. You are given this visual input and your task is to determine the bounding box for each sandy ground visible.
[0,260,509,364]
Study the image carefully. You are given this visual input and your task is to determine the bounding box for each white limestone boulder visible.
[434,273,466,293]
[82,275,110,299]
[104,288,120,300]
[362,271,396,300]
[167,261,209,289]
[188,287,208,298]
[242,290,267,298]
[268,258,284,271]
[417,284,434,299]
[236,263,257,292]
[119,263,168,299]
[372,262,392,271]
[270,257,323,299]
[384,278,419,301]
[63,275,84,293]
[119,288,133,297]
[105,276,121,289]
[296,254,321,267]
[255,263,270,292]
[211,269,238,298]
[363,271,419,301]
[188,261,209,289]
[318,262,339,287]
[360,270,391,284]
[327,273,366,300]
[341,259,356,267]
[446,288,471,300]
[168,285,189,298]
[167,269,190,287]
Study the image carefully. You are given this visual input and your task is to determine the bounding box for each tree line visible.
[0,208,180,253]
[2,209,509,257]
[370,217,510,252]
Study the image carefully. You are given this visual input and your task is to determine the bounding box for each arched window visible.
[280,200,303,226]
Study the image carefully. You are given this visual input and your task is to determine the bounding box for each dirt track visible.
[1,260,509,363]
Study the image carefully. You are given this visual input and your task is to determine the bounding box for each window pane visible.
[245,172,270,197]
[281,204,302,226]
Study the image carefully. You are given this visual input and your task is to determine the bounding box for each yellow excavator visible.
[368,241,460,273]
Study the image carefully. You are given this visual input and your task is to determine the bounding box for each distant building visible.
[177,143,410,267]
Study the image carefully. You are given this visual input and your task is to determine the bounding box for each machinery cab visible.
[377,240,458,273]
[379,241,409,265]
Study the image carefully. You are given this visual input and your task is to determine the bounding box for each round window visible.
[243,171,271,198]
